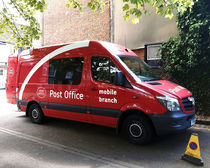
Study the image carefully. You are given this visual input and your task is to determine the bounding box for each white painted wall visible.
[114,0,178,49]
[0,43,13,62]
[0,43,14,89]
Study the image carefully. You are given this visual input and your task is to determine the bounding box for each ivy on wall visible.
[160,0,210,115]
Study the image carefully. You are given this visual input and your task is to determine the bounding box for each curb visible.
[193,124,210,130]
[194,119,210,130]
[196,119,210,126]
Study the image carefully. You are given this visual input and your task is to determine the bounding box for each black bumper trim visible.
[17,100,28,111]
[17,100,121,118]
[40,102,87,114]
[148,110,195,135]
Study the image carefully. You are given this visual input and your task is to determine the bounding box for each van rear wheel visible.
[28,103,44,124]
[123,115,153,145]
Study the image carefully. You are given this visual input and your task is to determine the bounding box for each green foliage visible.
[66,0,105,16]
[0,0,46,49]
[66,0,84,16]
[87,0,105,12]
[67,0,195,24]
[122,0,195,23]
[160,0,210,115]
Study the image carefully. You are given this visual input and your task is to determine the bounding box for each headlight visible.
[156,96,181,111]
[189,96,195,106]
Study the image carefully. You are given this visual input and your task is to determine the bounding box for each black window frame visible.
[48,57,84,85]
[91,56,121,85]
[0,69,3,76]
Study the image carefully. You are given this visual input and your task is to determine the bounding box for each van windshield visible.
[118,55,162,82]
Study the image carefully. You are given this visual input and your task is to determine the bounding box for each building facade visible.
[41,0,178,62]
[42,0,111,46]
[0,42,13,89]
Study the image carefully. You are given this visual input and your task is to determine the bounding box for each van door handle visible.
[90,88,98,91]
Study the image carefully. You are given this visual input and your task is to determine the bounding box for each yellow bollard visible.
[182,133,204,166]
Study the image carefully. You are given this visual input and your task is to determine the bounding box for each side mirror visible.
[116,71,133,88]
[116,71,125,86]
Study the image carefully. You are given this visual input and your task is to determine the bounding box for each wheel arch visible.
[26,100,40,116]
[116,109,156,135]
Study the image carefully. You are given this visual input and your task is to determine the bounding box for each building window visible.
[91,56,120,85]
[145,43,162,68]
[0,69,3,75]
[48,57,84,85]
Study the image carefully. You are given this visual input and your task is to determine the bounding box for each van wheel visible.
[28,103,44,124]
[123,115,153,145]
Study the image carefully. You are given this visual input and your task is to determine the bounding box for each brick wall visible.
[132,48,145,60]
[42,0,110,46]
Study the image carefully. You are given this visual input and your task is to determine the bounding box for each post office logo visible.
[169,86,185,94]
[36,87,46,98]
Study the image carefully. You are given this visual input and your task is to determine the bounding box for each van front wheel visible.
[123,115,153,145]
[28,103,44,124]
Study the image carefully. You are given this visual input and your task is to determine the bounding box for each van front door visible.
[88,56,125,128]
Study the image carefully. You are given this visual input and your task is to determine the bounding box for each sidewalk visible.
[196,115,210,129]
[0,89,17,113]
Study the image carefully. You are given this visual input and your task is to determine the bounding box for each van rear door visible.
[6,55,18,104]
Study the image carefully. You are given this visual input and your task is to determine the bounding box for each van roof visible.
[19,40,136,60]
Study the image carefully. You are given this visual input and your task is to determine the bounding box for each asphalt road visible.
[0,90,210,168]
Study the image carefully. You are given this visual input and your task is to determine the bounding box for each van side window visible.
[48,57,84,85]
[91,56,120,85]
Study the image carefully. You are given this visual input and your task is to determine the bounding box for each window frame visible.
[91,56,121,85]
[48,57,84,85]
[0,69,3,76]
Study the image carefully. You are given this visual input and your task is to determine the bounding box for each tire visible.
[123,115,154,145]
[28,103,44,124]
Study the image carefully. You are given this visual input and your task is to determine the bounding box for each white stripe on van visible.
[19,41,90,100]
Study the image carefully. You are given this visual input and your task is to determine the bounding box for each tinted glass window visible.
[48,57,84,85]
[119,55,161,82]
[91,56,120,85]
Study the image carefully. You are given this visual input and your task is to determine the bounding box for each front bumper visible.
[148,110,195,135]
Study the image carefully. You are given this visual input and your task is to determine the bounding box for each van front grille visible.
[182,97,194,111]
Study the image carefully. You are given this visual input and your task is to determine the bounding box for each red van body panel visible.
[8,41,195,134]
[6,54,18,104]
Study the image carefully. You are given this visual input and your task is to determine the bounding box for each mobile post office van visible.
[6,41,196,144]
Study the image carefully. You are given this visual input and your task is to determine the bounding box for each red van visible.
[7,41,196,144]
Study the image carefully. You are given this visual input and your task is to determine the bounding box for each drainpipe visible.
[110,0,114,43]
